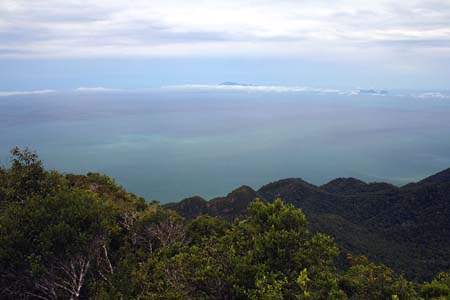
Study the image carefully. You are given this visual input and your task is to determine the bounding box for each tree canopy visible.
[0,148,448,300]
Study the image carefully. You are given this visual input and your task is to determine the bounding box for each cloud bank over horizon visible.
[162,83,450,99]
[1,84,449,100]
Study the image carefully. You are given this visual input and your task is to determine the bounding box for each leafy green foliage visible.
[0,148,443,300]
[0,188,115,269]
[1,147,47,203]
[187,215,229,244]
[170,168,450,281]
[340,255,417,300]
[422,272,450,300]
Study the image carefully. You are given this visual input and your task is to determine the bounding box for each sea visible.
[1,89,450,202]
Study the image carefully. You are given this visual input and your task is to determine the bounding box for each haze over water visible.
[1,89,450,202]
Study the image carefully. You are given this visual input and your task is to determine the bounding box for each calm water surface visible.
[1,90,450,202]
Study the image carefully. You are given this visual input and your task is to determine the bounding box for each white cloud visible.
[162,83,341,94]
[0,89,56,97]
[166,84,450,99]
[1,0,450,58]
[76,87,124,92]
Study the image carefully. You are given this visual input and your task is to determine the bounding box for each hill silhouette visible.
[166,168,450,280]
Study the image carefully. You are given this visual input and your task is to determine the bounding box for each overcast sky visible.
[1,0,450,90]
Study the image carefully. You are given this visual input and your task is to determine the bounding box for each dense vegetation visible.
[169,171,450,281]
[1,148,449,300]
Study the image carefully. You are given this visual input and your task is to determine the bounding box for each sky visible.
[1,0,450,91]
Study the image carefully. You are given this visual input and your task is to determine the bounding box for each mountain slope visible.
[166,168,450,280]
[166,185,260,221]
[416,167,450,186]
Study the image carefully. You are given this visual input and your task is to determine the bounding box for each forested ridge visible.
[168,168,450,281]
[1,148,449,300]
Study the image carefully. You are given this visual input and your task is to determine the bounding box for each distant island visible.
[356,89,389,95]
[219,81,255,86]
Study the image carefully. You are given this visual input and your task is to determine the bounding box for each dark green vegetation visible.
[168,170,450,281]
[1,148,449,300]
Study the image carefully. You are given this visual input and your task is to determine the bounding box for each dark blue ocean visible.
[1,90,450,202]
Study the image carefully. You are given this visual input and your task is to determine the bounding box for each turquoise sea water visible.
[1,90,450,202]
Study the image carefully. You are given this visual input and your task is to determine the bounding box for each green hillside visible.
[1,148,450,300]
[168,169,450,280]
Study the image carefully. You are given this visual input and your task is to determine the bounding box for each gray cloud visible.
[0,0,449,58]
